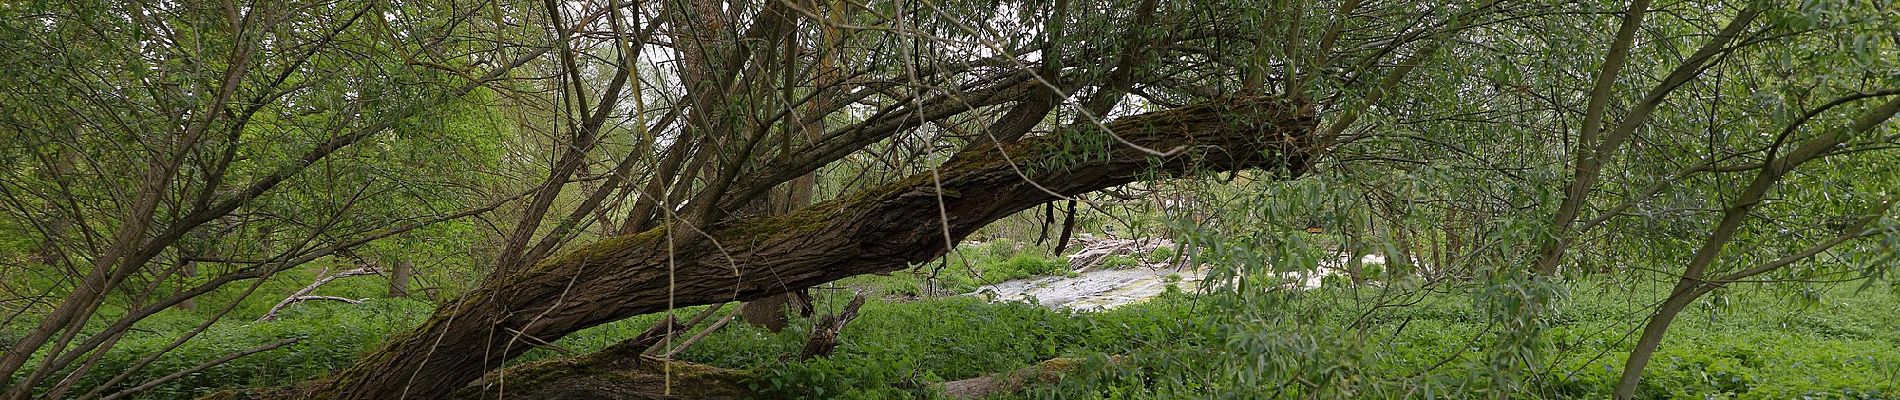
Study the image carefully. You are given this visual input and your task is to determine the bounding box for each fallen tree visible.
[257,265,379,322]
[295,96,1316,399]
[938,355,1129,399]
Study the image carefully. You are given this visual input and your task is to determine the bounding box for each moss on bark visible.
[300,95,1316,400]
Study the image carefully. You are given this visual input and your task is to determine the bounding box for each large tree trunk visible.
[305,96,1316,399]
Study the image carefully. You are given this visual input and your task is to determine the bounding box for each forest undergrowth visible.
[12,241,1895,400]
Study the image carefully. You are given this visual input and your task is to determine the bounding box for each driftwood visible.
[1065,238,1182,271]
[642,303,729,355]
[256,267,378,322]
[660,307,742,359]
[279,295,362,305]
[460,347,748,400]
[622,315,687,357]
[937,355,1127,399]
[797,293,867,360]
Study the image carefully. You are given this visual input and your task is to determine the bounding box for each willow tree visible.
[1024,0,1900,397]
[271,0,1488,396]
[1403,2,1900,397]
[0,1,524,398]
[1318,1,1897,397]
[7,0,1896,398]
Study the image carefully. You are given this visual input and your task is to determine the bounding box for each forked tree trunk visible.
[302,96,1316,399]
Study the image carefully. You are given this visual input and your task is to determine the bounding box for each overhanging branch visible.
[314,95,1318,400]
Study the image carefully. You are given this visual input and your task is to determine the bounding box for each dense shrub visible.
[46,298,431,400]
[978,254,1071,285]
[776,274,1900,400]
[24,266,1899,399]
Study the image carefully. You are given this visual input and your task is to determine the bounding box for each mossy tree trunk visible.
[306,96,1317,399]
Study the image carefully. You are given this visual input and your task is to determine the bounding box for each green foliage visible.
[5,0,1900,398]
[735,294,1214,399]
[24,266,1899,400]
[1022,280,1900,399]
[2,261,438,399]
[1098,255,1140,270]
[981,254,1073,284]
[1147,246,1177,263]
[60,299,432,400]
[836,239,1071,296]
[531,275,1899,399]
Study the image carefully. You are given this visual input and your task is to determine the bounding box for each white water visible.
[969,253,1392,311]
[970,265,1209,311]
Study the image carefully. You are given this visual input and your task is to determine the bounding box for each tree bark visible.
[305,96,1316,399]
[387,260,412,298]
[1534,5,1759,275]
[1612,94,1900,399]
[798,293,866,360]
[737,292,794,332]
[938,356,1127,399]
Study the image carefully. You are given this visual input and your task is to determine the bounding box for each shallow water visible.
[969,266,1209,311]
[969,254,1390,311]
